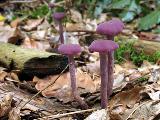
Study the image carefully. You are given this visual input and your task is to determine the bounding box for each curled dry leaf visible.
[35,70,96,103]
[0,94,13,117]
[85,109,110,120]
[0,70,7,82]
[10,18,22,28]
[21,37,49,51]
[126,100,160,120]
[0,26,23,43]
[23,19,43,31]
[109,86,144,119]
[8,107,21,120]
[70,9,82,23]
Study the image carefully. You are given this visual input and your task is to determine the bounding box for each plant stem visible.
[68,56,88,109]
[58,21,64,44]
[107,52,114,97]
[99,53,108,108]
[107,35,114,97]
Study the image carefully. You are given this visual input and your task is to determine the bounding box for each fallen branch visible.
[0,42,67,76]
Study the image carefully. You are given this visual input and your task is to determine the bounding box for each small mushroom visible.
[96,19,124,97]
[52,12,65,44]
[89,40,119,108]
[96,19,124,40]
[58,44,88,109]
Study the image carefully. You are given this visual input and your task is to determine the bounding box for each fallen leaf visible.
[0,70,7,82]
[35,69,96,103]
[70,9,82,23]
[109,86,144,110]
[0,26,23,43]
[0,94,13,117]
[8,107,21,120]
[85,109,109,120]
[10,18,22,28]
[23,19,43,31]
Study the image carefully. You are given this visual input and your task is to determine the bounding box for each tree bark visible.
[0,42,67,77]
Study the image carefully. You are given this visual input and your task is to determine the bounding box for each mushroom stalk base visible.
[68,56,88,109]
[99,53,108,109]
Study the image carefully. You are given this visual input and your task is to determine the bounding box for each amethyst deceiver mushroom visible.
[52,12,65,44]
[96,19,124,40]
[89,40,119,109]
[96,19,124,97]
[58,44,88,109]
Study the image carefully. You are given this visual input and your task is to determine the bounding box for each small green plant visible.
[115,40,160,66]
[13,4,50,20]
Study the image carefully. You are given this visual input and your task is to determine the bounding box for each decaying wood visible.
[122,37,160,55]
[0,42,67,76]
[133,39,160,55]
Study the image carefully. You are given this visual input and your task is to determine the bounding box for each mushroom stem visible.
[107,52,114,97]
[107,35,114,97]
[58,21,64,44]
[99,53,108,108]
[68,56,88,109]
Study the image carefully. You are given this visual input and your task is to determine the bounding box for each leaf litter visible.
[0,1,160,120]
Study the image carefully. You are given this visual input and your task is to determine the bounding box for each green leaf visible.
[138,9,160,30]
[121,0,141,22]
[94,0,111,17]
[110,0,131,9]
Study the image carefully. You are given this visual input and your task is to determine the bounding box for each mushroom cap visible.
[52,12,65,21]
[96,19,124,36]
[58,44,81,55]
[89,40,119,53]
[49,3,55,8]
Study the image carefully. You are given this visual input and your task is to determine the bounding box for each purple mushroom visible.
[49,3,55,8]
[96,19,124,40]
[96,19,124,97]
[52,12,65,44]
[89,40,119,108]
[58,44,88,109]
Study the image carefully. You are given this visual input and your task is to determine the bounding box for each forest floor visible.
[0,0,160,120]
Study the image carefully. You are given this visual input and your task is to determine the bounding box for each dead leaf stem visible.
[40,108,97,119]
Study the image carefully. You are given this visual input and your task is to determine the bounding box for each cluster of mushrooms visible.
[51,6,124,109]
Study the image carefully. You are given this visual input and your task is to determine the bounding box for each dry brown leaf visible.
[0,94,13,117]
[70,9,82,23]
[35,70,96,103]
[0,26,23,43]
[21,37,49,51]
[10,18,22,28]
[23,19,43,31]
[109,86,144,111]
[0,71,7,82]
[8,107,21,120]
[85,109,109,120]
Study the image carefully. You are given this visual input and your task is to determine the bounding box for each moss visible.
[115,39,160,66]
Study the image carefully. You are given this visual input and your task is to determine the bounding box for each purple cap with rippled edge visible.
[89,40,119,53]
[58,44,81,55]
[96,19,124,36]
[52,12,65,21]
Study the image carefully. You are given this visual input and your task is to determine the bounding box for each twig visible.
[10,0,39,3]
[40,108,97,119]
[125,101,150,120]
[66,29,96,34]
[19,64,69,109]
